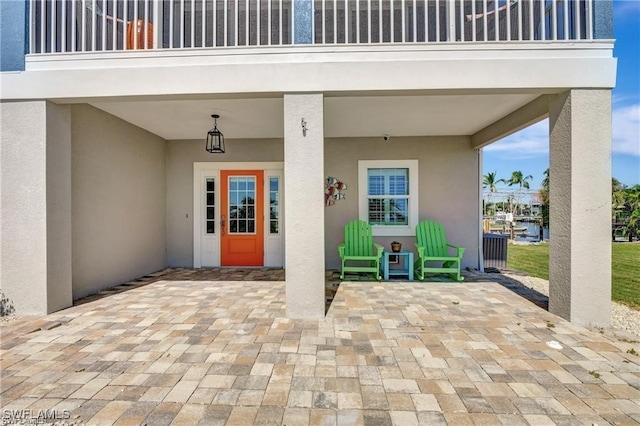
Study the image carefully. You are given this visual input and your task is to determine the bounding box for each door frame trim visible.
[193,162,284,268]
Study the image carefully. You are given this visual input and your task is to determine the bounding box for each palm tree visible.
[612,178,627,223]
[541,168,549,192]
[612,177,625,192]
[539,168,549,227]
[620,184,640,241]
[506,171,533,215]
[611,180,640,241]
[482,171,501,216]
[627,187,640,241]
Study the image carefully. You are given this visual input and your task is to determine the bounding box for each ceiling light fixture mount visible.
[206,114,225,153]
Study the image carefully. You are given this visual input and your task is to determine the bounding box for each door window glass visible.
[229,176,256,234]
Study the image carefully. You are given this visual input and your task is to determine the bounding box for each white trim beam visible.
[470,94,555,149]
[4,44,616,101]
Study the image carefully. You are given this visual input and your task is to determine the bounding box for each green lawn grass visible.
[507,242,640,308]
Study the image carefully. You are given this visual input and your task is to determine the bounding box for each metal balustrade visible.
[29,0,595,54]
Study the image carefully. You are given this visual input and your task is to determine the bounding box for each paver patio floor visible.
[2,275,640,425]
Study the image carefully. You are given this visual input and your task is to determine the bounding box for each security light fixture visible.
[206,114,225,153]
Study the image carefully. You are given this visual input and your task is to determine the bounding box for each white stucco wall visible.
[46,103,73,311]
[165,135,479,271]
[0,101,72,314]
[284,94,326,318]
[165,138,284,267]
[71,105,167,299]
[549,90,612,327]
[324,136,480,270]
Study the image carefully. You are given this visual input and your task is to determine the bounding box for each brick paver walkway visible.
[2,273,640,425]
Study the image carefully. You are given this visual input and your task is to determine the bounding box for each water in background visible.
[514,221,550,242]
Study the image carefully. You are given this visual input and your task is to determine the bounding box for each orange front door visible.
[220,170,264,266]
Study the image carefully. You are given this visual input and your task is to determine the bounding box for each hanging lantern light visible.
[206,114,225,153]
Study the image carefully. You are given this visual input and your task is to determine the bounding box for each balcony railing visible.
[30,0,596,54]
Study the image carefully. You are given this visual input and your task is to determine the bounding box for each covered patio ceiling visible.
[89,93,541,141]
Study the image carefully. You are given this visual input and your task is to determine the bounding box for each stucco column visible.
[284,94,325,318]
[548,90,612,327]
[0,101,72,315]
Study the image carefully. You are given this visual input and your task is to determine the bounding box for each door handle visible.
[221,215,226,236]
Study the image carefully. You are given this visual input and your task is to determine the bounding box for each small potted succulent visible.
[391,241,402,253]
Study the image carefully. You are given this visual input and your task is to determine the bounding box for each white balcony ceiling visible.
[90,93,539,140]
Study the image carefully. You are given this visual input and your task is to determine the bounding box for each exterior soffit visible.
[90,93,540,140]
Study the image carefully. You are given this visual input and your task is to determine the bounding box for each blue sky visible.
[483,0,640,189]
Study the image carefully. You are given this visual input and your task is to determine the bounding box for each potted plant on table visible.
[391,241,402,253]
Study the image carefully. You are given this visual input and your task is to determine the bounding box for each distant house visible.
[1,0,615,327]
[529,192,543,216]
[529,203,541,216]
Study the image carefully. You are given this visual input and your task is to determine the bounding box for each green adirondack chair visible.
[414,220,465,282]
[338,220,383,280]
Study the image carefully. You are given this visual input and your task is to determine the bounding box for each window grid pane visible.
[229,176,256,234]
[367,168,410,226]
[269,177,279,234]
[368,168,408,196]
[205,178,215,234]
[389,175,407,195]
[368,175,385,196]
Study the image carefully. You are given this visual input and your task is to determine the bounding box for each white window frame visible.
[358,160,419,237]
